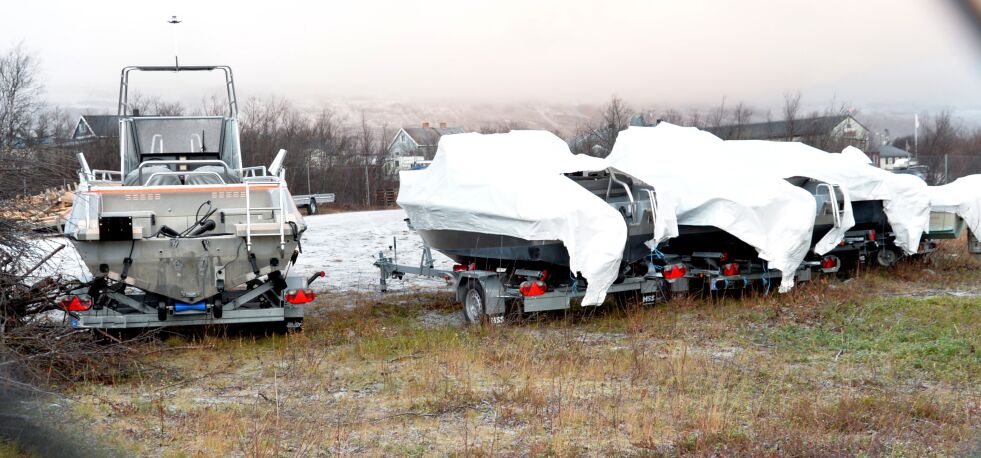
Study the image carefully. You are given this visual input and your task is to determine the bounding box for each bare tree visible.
[782,90,802,139]
[686,108,706,129]
[126,92,186,117]
[659,108,685,125]
[598,96,630,154]
[198,94,228,116]
[0,43,43,150]
[730,102,754,139]
[357,112,375,206]
[478,120,525,134]
[707,96,728,129]
[569,96,632,157]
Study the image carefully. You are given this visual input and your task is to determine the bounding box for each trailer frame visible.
[374,243,669,324]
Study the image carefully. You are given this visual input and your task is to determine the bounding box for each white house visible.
[386,122,466,174]
[874,144,912,170]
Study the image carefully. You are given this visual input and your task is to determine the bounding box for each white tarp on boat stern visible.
[837,146,931,254]
[397,130,628,305]
[606,124,818,290]
[724,141,929,255]
[927,175,981,237]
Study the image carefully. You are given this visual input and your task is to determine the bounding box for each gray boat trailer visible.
[375,241,668,323]
[72,274,312,330]
[373,237,847,323]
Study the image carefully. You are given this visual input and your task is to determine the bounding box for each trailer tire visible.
[462,281,487,324]
[213,300,223,319]
[308,197,318,215]
[876,247,900,267]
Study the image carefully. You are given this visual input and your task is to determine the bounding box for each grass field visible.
[53,245,981,456]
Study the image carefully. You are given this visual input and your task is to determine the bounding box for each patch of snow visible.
[25,236,91,283]
[291,209,454,292]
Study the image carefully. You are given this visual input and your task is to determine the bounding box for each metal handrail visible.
[245,180,253,252]
[91,169,122,181]
[278,180,286,256]
[239,166,267,178]
[608,170,637,222]
[815,183,843,228]
[242,177,288,257]
[643,188,658,228]
[144,171,226,186]
[242,175,281,183]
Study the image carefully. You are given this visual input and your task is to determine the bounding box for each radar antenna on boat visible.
[168,15,182,70]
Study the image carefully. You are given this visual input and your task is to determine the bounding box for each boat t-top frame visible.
[117,65,239,118]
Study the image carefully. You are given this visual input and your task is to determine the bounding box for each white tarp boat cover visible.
[609,124,932,260]
[927,175,981,237]
[397,131,628,305]
[723,143,930,255]
[607,125,818,290]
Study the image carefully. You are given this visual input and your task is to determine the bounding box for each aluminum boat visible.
[62,65,318,329]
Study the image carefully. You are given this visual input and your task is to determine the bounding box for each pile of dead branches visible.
[0,208,159,384]
[0,215,77,327]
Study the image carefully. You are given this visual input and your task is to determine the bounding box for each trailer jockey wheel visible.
[462,281,487,324]
[308,197,318,215]
[157,302,168,322]
[876,247,899,267]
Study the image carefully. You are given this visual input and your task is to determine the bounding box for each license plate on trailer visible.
[642,294,657,304]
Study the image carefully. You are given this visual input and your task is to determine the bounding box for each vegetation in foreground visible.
[45,246,981,456]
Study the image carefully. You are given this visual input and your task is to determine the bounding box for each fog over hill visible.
[58,90,981,144]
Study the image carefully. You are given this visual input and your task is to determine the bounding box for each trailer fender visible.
[455,272,506,316]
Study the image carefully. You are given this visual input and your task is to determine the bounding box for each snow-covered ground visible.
[32,209,454,293]
[292,209,454,292]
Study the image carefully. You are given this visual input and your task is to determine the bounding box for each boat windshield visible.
[133,118,223,155]
[120,116,244,184]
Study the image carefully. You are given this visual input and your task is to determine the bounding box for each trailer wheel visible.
[462,281,487,324]
[213,300,223,319]
[876,247,899,267]
[308,197,318,215]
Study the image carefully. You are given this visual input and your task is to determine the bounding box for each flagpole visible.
[914,113,919,159]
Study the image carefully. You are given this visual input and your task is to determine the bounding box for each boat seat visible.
[185,165,242,185]
[123,165,181,186]
[123,165,241,186]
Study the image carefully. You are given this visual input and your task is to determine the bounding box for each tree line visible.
[3,43,981,202]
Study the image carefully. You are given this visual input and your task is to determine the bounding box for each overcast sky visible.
[1,0,979,111]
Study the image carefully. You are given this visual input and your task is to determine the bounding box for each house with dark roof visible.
[869,144,911,170]
[706,114,870,153]
[71,115,120,141]
[386,122,466,173]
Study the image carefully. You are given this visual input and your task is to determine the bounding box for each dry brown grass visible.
[54,252,981,457]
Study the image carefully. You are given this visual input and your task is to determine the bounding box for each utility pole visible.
[306,157,311,195]
[364,160,371,207]
[913,113,919,160]
[944,154,948,184]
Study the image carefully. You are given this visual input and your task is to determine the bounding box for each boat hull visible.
[417,228,654,271]
[72,236,297,303]
[65,183,304,303]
